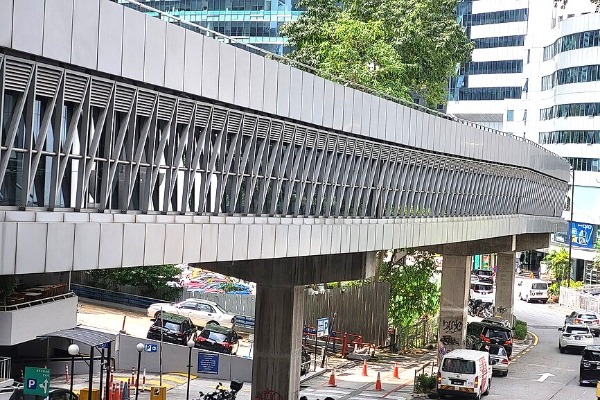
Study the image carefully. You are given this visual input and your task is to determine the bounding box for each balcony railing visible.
[0,357,10,384]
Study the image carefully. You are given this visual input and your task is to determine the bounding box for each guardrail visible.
[0,357,10,382]
[234,315,255,334]
[0,293,76,312]
[560,286,600,313]
[70,284,159,310]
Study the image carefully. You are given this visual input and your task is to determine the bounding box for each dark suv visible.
[467,321,513,358]
[580,345,600,385]
[147,312,197,345]
[195,323,239,354]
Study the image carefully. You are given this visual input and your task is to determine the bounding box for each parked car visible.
[565,311,600,336]
[437,349,491,399]
[301,346,311,375]
[517,279,549,303]
[194,323,239,354]
[466,321,513,358]
[579,345,600,385]
[147,299,236,328]
[474,269,494,283]
[470,282,494,304]
[1,388,78,400]
[146,312,197,345]
[481,317,511,330]
[485,344,509,377]
[559,324,594,353]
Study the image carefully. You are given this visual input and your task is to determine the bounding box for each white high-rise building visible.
[448,0,600,280]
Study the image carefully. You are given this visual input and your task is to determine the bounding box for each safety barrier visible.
[0,357,10,384]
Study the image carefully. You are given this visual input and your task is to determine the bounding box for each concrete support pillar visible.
[438,255,471,363]
[251,284,305,400]
[495,252,515,324]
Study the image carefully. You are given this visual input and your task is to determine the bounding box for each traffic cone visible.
[362,359,368,376]
[392,362,399,379]
[328,369,337,387]
[375,372,383,391]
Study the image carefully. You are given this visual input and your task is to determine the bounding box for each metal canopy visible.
[38,327,115,347]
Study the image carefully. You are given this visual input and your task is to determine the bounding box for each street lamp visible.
[67,344,79,393]
[186,339,195,400]
[135,343,144,400]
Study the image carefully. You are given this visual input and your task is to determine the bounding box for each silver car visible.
[487,344,509,376]
[565,311,600,336]
[147,299,236,328]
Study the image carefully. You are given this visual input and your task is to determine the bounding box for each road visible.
[484,290,598,400]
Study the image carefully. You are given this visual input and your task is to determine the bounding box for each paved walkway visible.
[52,334,535,400]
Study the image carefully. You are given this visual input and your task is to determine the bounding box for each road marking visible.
[537,373,555,382]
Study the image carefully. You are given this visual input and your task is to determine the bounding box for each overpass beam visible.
[251,284,304,400]
[438,255,470,364]
[494,252,516,324]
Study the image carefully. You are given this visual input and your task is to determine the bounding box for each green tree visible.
[589,0,599,11]
[379,250,440,328]
[86,265,181,301]
[281,0,473,105]
[0,275,18,304]
[543,247,570,283]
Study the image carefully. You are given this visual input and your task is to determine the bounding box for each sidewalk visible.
[51,334,536,400]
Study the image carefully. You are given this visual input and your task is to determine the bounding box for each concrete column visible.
[438,255,470,363]
[495,252,515,324]
[251,284,305,400]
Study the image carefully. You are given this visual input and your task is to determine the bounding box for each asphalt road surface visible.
[483,288,599,400]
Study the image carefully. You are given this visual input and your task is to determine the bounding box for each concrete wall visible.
[0,0,570,182]
[116,334,252,382]
[0,296,78,346]
[0,211,564,274]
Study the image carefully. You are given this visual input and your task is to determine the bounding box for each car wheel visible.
[526,296,530,303]
[559,343,565,353]
[579,376,584,386]
[503,371,508,377]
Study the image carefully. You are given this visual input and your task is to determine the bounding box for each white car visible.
[147,299,236,328]
[559,324,594,353]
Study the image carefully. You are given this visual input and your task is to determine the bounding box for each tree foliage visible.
[590,0,600,12]
[86,265,181,300]
[280,0,473,105]
[379,250,440,328]
[544,247,570,283]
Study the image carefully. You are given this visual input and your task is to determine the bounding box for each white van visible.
[470,282,494,304]
[517,279,548,303]
[437,349,491,399]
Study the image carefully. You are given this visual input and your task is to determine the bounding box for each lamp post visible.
[186,339,195,400]
[67,344,79,394]
[567,167,575,287]
[135,343,144,400]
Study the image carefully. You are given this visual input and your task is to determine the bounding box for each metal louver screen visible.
[5,59,33,92]
[211,108,227,131]
[157,96,176,120]
[195,104,211,128]
[115,85,136,113]
[227,112,242,134]
[242,116,257,136]
[256,119,269,138]
[36,66,62,98]
[137,91,156,117]
[176,100,194,125]
[282,125,294,143]
[64,73,88,103]
[90,79,113,108]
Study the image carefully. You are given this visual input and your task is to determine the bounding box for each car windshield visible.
[442,359,476,374]
[156,321,182,332]
[488,346,507,356]
[583,349,600,361]
[202,330,228,342]
[486,329,510,340]
[566,327,590,334]
[531,283,547,290]
[214,304,228,314]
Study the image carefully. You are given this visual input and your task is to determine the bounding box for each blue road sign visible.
[317,317,330,338]
[197,353,219,374]
[144,344,158,352]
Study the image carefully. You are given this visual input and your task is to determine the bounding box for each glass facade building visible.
[122,0,302,54]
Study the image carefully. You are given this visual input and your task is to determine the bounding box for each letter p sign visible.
[27,379,37,390]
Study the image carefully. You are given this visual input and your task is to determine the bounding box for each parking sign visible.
[24,367,50,396]
[317,317,329,338]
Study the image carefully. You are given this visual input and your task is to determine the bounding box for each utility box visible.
[79,388,100,400]
[150,386,166,400]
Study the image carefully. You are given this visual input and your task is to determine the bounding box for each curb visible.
[511,331,537,363]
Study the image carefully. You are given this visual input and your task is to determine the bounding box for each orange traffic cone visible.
[362,359,368,376]
[375,372,383,391]
[392,362,399,379]
[328,369,337,387]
